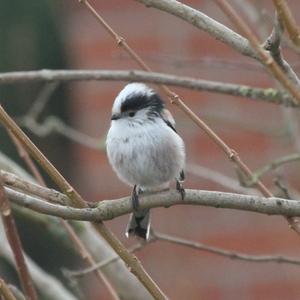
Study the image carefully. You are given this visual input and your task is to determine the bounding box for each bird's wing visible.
[161,109,185,181]
[161,108,177,133]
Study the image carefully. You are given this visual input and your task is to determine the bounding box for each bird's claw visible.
[131,185,140,211]
[176,180,185,200]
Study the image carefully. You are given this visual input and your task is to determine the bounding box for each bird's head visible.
[110,83,165,125]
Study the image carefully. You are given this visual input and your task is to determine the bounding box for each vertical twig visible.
[0,178,38,300]
[0,104,167,299]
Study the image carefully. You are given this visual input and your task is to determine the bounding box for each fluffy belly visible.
[107,133,184,188]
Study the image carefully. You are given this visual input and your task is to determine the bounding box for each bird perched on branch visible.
[106,83,185,240]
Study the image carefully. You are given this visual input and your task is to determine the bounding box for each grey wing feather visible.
[161,108,177,133]
[161,109,185,182]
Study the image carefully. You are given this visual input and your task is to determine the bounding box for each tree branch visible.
[0,221,78,300]
[0,69,296,107]
[4,185,300,220]
[0,105,166,300]
[0,278,18,300]
[215,0,300,104]
[153,231,300,266]
[0,155,154,300]
[134,0,256,58]
[0,178,38,300]
[272,0,300,47]
[246,153,300,186]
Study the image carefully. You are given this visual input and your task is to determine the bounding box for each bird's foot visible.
[131,185,140,211]
[176,180,185,200]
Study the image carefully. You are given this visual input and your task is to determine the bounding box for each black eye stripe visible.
[121,93,165,113]
[128,111,136,117]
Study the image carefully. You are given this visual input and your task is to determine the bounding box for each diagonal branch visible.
[0,278,18,300]
[247,153,300,186]
[7,127,120,300]
[0,105,166,299]
[134,0,256,58]
[0,155,153,300]
[215,0,300,104]
[272,0,300,47]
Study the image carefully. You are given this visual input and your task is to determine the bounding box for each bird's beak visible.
[111,113,121,120]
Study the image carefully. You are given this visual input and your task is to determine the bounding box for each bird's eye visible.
[128,111,136,117]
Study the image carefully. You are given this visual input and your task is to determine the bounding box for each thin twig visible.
[246,153,300,186]
[18,116,106,150]
[27,82,59,119]
[186,163,259,195]
[263,13,300,87]
[272,0,300,47]
[6,130,46,187]
[0,69,296,107]
[64,242,148,278]
[65,228,300,280]
[0,279,18,300]
[153,231,300,266]
[0,105,167,299]
[135,0,256,58]
[215,0,300,104]
[0,178,38,300]
[0,221,78,300]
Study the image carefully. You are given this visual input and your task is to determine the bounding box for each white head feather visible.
[112,83,154,115]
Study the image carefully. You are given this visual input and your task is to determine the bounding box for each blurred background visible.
[1,0,300,299]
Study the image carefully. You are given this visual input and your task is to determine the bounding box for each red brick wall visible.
[65,1,300,299]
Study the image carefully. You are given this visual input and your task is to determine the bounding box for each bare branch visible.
[263,13,300,87]
[66,228,300,278]
[153,231,300,266]
[7,285,26,300]
[0,221,78,300]
[134,0,256,58]
[0,105,166,299]
[263,12,284,53]
[272,0,300,47]
[0,69,296,107]
[186,163,259,195]
[0,156,154,300]
[27,83,59,119]
[1,170,69,205]
[0,178,38,300]
[0,279,18,300]
[247,153,300,186]
[64,242,147,278]
[215,0,300,104]
[5,185,300,220]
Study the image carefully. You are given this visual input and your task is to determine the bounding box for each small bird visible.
[106,83,185,240]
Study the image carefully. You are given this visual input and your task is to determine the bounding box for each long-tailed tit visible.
[106,83,185,240]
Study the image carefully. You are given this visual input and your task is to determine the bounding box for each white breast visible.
[106,118,185,189]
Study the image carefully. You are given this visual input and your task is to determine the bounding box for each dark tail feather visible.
[125,209,150,240]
